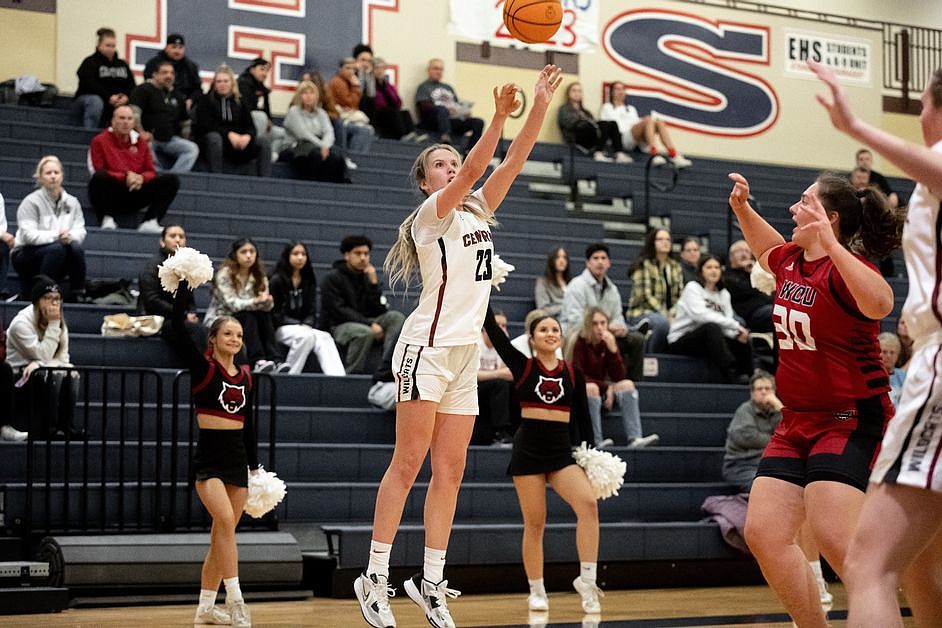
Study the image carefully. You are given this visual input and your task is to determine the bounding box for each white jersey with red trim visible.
[398,188,495,347]
[899,139,942,347]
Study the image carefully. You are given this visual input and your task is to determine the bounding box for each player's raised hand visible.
[728,173,752,212]
[534,64,563,106]
[788,186,838,255]
[808,60,859,135]
[493,82,521,117]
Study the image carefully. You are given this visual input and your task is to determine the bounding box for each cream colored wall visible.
[880,112,924,176]
[54,1,152,95]
[0,8,57,83]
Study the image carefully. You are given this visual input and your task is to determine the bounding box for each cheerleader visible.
[173,283,258,627]
[483,306,600,614]
[354,65,562,628]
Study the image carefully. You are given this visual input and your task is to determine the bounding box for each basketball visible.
[503,0,563,44]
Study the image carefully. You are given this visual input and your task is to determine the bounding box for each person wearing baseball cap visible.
[144,32,202,110]
[6,275,84,440]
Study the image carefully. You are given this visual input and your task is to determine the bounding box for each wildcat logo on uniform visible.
[219,381,247,414]
[535,375,564,405]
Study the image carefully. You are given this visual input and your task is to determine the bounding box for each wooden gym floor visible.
[0,582,916,627]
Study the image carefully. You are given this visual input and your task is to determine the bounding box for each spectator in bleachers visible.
[237,57,288,161]
[194,64,272,177]
[269,241,344,376]
[352,43,377,121]
[282,80,348,183]
[136,223,207,357]
[476,309,515,445]
[534,246,570,318]
[370,57,422,142]
[679,236,702,284]
[557,82,627,163]
[0,192,14,300]
[724,240,773,333]
[854,148,899,208]
[668,255,752,384]
[129,60,199,173]
[72,27,136,129]
[12,156,87,301]
[626,228,684,352]
[560,243,645,381]
[88,105,179,233]
[572,306,658,449]
[415,58,484,152]
[1,319,27,441]
[321,235,404,374]
[878,331,906,408]
[849,165,872,192]
[328,57,376,164]
[143,33,202,113]
[204,238,280,373]
[599,81,692,168]
[5,276,82,439]
[722,371,782,492]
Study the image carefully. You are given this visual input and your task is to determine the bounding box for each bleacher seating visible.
[0,99,913,592]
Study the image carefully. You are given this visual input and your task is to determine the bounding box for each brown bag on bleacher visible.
[101,314,165,338]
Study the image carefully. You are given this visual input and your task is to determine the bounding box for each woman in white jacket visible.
[599,81,691,168]
[12,156,87,301]
[667,255,752,384]
[5,276,82,439]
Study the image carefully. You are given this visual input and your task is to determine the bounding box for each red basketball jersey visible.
[767,243,889,411]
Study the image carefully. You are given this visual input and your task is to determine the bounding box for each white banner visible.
[783,29,872,86]
[449,0,599,53]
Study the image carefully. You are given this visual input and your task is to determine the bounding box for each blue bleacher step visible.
[0,480,735,528]
[321,520,742,569]
[0,440,724,484]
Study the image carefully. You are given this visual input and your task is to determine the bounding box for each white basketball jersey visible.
[399,189,495,347]
[899,140,942,347]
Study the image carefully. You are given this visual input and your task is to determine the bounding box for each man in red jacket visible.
[87,105,179,233]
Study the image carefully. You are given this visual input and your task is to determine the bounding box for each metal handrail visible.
[13,365,278,537]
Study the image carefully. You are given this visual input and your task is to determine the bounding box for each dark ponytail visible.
[815,173,902,260]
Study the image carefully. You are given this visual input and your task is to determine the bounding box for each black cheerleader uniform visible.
[174,288,259,487]
[483,308,592,476]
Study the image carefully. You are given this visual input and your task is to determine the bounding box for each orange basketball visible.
[503,0,563,44]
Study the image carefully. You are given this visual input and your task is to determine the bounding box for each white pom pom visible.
[750,263,775,296]
[244,466,287,518]
[158,246,214,294]
[491,254,515,291]
[572,441,627,500]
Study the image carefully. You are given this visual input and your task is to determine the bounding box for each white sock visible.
[198,589,217,608]
[528,578,545,596]
[423,546,447,584]
[809,559,824,581]
[367,540,393,578]
[223,576,242,603]
[580,562,597,584]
